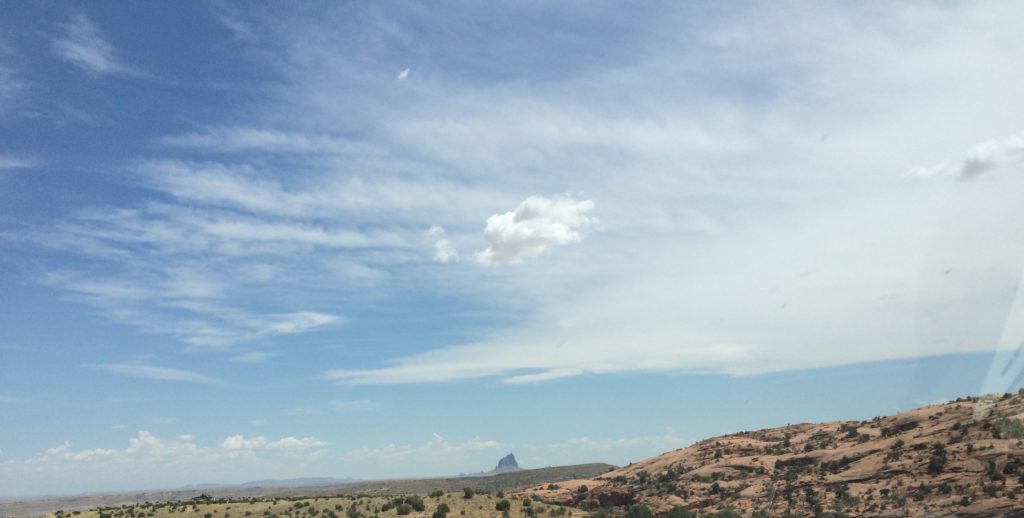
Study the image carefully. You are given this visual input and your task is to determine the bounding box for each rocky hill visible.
[493,453,522,474]
[515,392,1024,517]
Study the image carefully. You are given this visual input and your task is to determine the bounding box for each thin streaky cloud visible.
[90,363,225,384]
[51,13,138,76]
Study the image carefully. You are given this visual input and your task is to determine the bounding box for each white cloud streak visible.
[90,363,224,384]
[908,130,1024,180]
[331,399,377,411]
[51,13,136,76]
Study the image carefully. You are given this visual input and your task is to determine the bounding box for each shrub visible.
[623,505,654,518]
[495,500,511,511]
[406,497,425,512]
[395,504,412,516]
[577,486,588,494]
[668,508,695,518]
[463,488,474,499]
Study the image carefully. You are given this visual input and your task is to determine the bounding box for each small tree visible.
[668,508,694,518]
[463,488,475,499]
[495,500,511,512]
[395,504,412,516]
[623,505,654,518]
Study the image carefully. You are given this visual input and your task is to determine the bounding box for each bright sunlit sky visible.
[2,2,1024,498]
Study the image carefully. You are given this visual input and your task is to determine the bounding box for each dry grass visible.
[47,493,574,518]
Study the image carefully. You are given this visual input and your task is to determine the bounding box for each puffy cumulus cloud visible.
[3,431,330,496]
[23,431,327,464]
[425,225,459,263]
[475,195,597,265]
[220,435,268,451]
[908,130,1024,180]
[344,433,500,462]
[266,437,328,451]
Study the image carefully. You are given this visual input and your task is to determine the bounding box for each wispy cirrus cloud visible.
[158,127,362,155]
[331,399,377,411]
[51,13,138,76]
[229,351,279,364]
[90,363,224,384]
[0,154,38,170]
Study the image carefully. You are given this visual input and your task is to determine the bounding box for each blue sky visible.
[2,1,1024,498]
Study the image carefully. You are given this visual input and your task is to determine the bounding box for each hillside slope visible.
[0,463,614,517]
[516,393,1024,517]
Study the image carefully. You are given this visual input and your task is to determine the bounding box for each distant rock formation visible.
[493,453,521,473]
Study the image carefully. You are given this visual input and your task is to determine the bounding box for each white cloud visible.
[3,431,331,496]
[557,434,691,452]
[51,14,136,76]
[476,195,597,265]
[426,225,459,263]
[229,351,279,364]
[344,433,499,462]
[159,127,359,155]
[397,68,410,81]
[259,312,340,334]
[265,436,328,451]
[503,368,583,384]
[220,435,268,451]
[908,130,1024,180]
[91,363,224,384]
[0,154,38,170]
[331,399,377,411]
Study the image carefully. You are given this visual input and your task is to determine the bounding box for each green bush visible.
[463,488,474,499]
[406,496,425,512]
[668,508,694,518]
[495,500,511,511]
[623,505,654,518]
[395,504,412,516]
